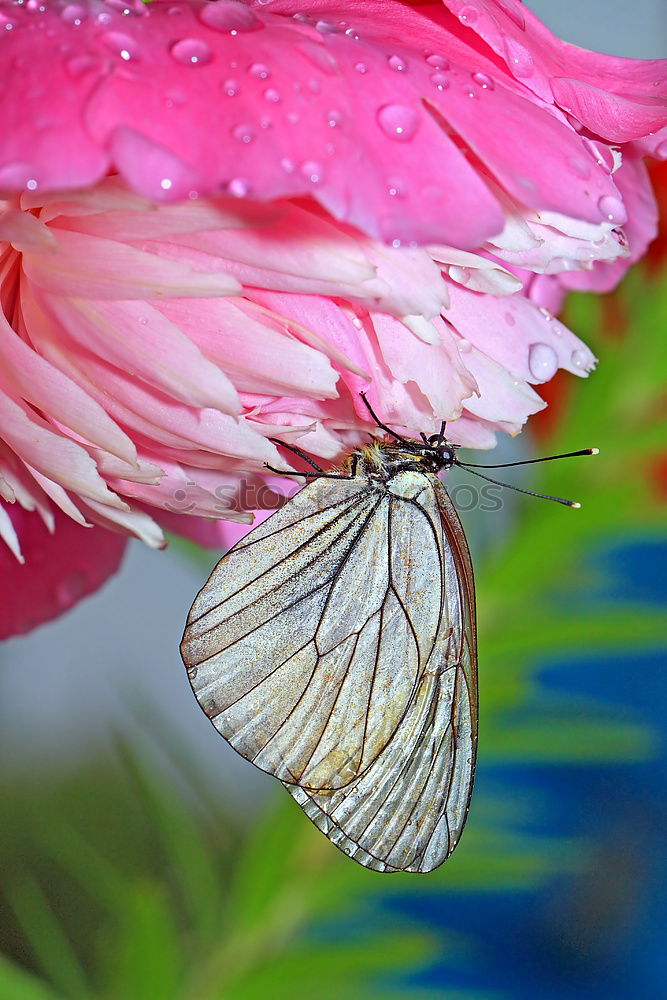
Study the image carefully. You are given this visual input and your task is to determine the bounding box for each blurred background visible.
[1,3,666,998]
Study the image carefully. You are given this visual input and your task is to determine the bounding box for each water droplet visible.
[449,265,472,285]
[232,123,256,144]
[472,71,494,89]
[280,157,295,173]
[170,38,213,66]
[228,177,250,197]
[160,178,173,190]
[388,54,407,72]
[354,62,368,74]
[187,665,198,681]
[567,155,590,179]
[344,26,360,39]
[326,109,343,127]
[56,569,88,610]
[538,306,553,321]
[263,87,281,103]
[528,343,558,382]
[465,89,476,99]
[315,18,338,33]
[431,72,450,90]
[458,4,480,23]
[286,111,300,124]
[65,54,98,77]
[570,349,589,370]
[198,0,263,33]
[222,78,240,96]
[101,30,141,61]
[505,311,516,327]
[377,104,419,142]
[457,338,472,353]
[582,138,615,174]
[503,37,534,77]
[387,176,408,198]
[249,61,270,79]
[61,3,87,23]
[598,194,626,224]
[426,53,449,70]
[301,160,324,183]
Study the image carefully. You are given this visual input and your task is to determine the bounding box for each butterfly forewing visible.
[181,448,478,871]
[285,476,477,873]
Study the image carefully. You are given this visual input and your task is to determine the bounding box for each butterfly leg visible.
[264,454,359,481]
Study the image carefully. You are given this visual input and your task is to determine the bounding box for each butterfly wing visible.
[181,471,445,792]
[285,476,477,872]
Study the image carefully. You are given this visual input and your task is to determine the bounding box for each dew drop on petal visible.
[56,569,88,610]
[582,138,615,174]
[388,54,407,72]
[377,104,419,142]
[387,176,408,198]
[65,54,97,77]
[228,177,250,197]
[503,37,534,77]
[315,18,338,33]
[198,0,263,33]
[263,87,281,103]
[457,338,472,353]
[222,78,240,96]
[458,4,480,24]
[61,3,87,23]
[472,71,494,89]
[301,160,324,183]
[528,343,558,382]
[426,53,449,70]
[598,194,627,224]
[538,306,553,321]
[431,72,450,90]
[449,265,472,285]
[170,38,213,66]
[326,109,343,127]
[249,62,270,79]
[232,123,256,143]
[571,349,590,370]
[354,62,368,73]
[187,665,198,681]
[101,30,141,61]
[280,157,295,173]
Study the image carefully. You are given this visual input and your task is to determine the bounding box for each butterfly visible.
[180,394,595,873]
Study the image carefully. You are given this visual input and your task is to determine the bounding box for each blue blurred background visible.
[0,3,665,998]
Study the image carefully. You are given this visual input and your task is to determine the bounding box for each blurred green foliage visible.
[0,272,665,999]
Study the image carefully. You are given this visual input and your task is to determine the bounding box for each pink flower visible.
[0,0,665,635]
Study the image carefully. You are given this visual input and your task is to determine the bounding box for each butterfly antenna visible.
[462,447,599,469]
[359,391,411,445]
[456,464,582,508]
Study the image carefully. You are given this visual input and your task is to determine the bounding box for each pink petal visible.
[0,503,126,640]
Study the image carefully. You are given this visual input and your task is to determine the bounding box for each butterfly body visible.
[181,437,477,873]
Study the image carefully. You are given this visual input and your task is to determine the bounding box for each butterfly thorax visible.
[346,438,456,481]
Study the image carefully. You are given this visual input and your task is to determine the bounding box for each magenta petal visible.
[0,503,127,639]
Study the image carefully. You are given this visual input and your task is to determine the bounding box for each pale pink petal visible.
[23,229,242,299]
[40,295,240,413]
[156,297,342,397]
[443,282,597,382]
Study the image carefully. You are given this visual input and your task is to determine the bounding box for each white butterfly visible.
[181,403,477,873]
